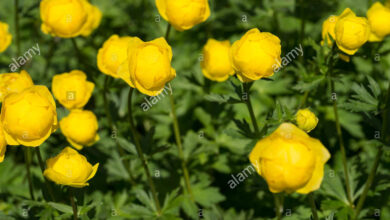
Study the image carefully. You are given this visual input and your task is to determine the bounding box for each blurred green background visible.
[1,0,390,219]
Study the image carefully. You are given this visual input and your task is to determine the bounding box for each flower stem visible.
[35,147,56,201]
[308,193,319,220]
[103,76,136,186]
[353,76,390,219]
[327,46,353,206]
[168,92,194,200]
[23,148,35,200]
[274,194,283,220]
[243,83,259,134]
[128,88,161,215]
[69,188,78,220]
[14,0,21,56]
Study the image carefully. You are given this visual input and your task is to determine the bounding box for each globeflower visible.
[119,37,176,96]
[296,109,319,132]
[230,28,281,82]
[334,8,370,55]
[0,121,7,163]
[44,147,99,187]
[60,109,99,150]
[52,70,94,110]
[1,85,58,147]
[321,15,339,45]
[249,123,330,194]
[0,21,12,53]
[201,39,234,82]
[40,0,101,38]
[367,2,390,42]
[155,0,210,31]
[0,70,34,102]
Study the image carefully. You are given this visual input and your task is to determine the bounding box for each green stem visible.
[299,90,309,109]
[69,188,78,220]
[353,76,390,219]
[164,23,194,200]
[274,194,283,220]
[308,193,319,220]
[243,83,259,134]
[43,39,57,76]
[128,88,161,215]
[24,148,35,200]
[168,92,194,200]
[103,76,136,186]
[327,47,353,206]
[14,0,21,56]
[35,148,56,201]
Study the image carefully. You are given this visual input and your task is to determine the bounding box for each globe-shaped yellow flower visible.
[0,21,12,53]
[60,109,99,150]
[321,15,339,45]
[52,70,94,110]
[334,8,370,55]
[40,0,101,38]
[44,147,99,188]
[119,37,176,96]
[367,2,390,42]
[296,109,319,133]
[230,28,281,82]
[0,70,34,102]
[1,85,58,147]
[97,35,136,81]
[0,121,7,163]
[201,39,234,82]
[156,0,210,31]
[249,123,330,194]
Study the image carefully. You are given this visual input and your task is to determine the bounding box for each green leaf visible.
[48,202,73,214]
[204,93,242,104]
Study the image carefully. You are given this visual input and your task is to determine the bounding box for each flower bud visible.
[230,28,281,82]
[367,2,390,42]
[0,121,7,163]
[296,109,319,132]
[44,147,99,187]
[321,15,338,45]
[334,8,370,55]
[201,39,234,82]
[249,123,330,194]
[97,35,136,80]
[40,0,101,38]
[60,109,99,150]
[0,70,34,102]
[0,21,12,53]
[1,85,58,147]
[52,70,94,110]
[119,37,176,96]
[156,0,210,31]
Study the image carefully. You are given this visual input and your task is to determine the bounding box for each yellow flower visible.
[44,147,99,187]
[367,2,390,42]
[334,8,370,55]
[0,21,12,53]
[249,123,330,194]
[119,37,176,96]
[296,109,319,132]
[0,70,34,102]
[80,3,102,37]
[1,85,58,147]
[40,0,101,38]
[230,28,281,82]
[201,39,234,82]
[97,35,135,80]
[52,70,94,110]
[0,121,7,163]
[60,109,99,150]
[321,15,339,45]
[155,0,210,31]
